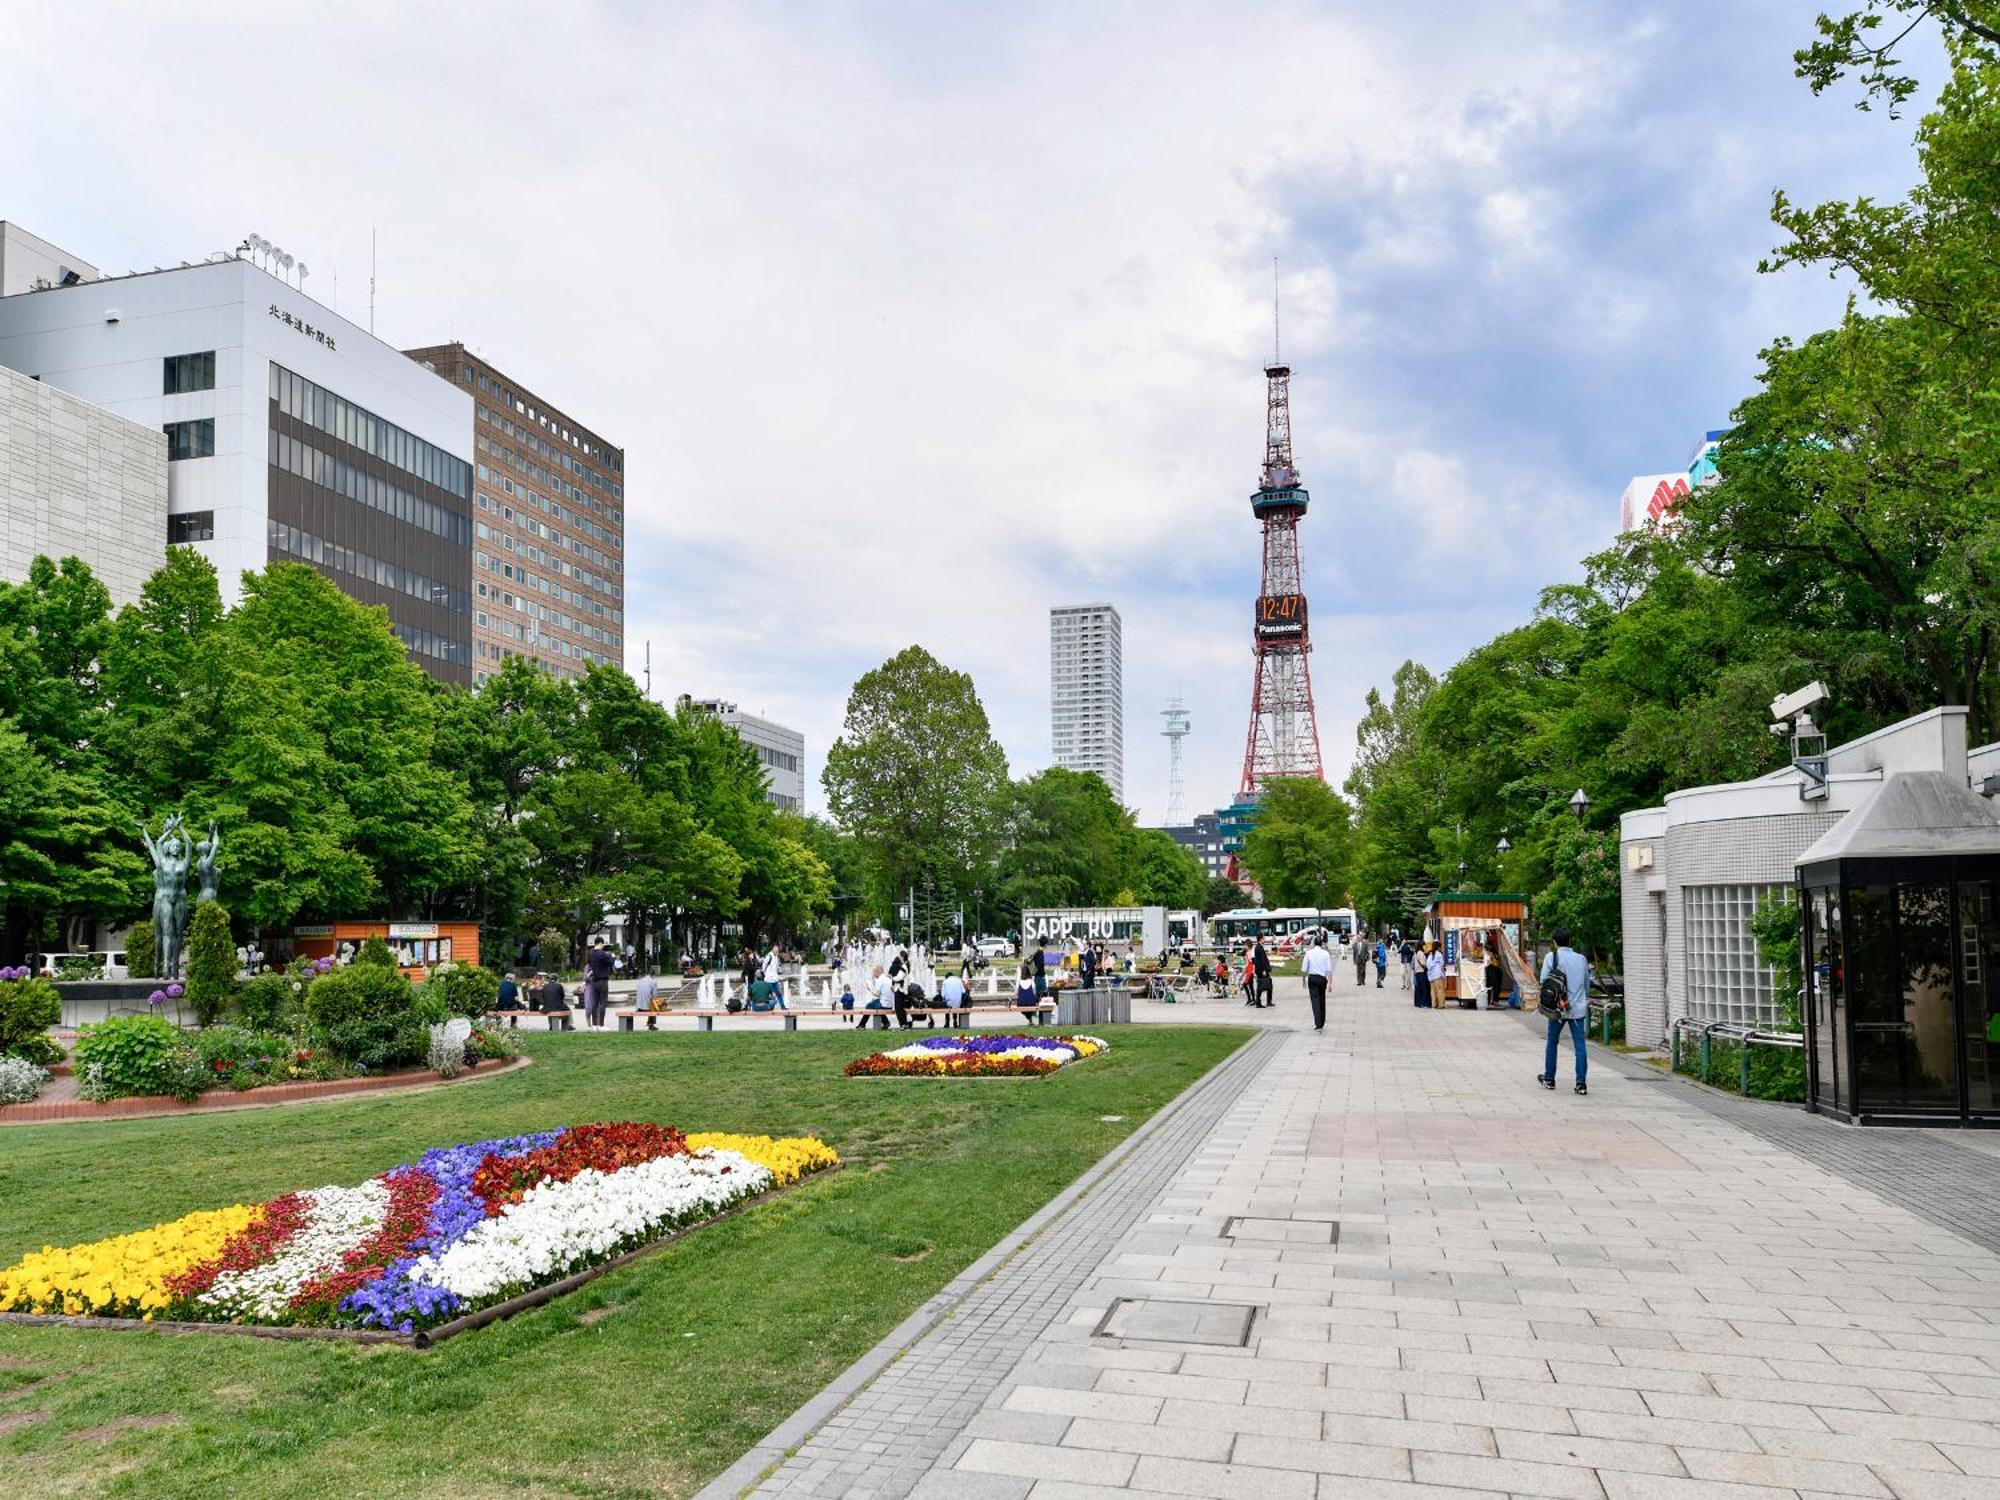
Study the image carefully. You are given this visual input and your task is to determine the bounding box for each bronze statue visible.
[137,814,192,979]
[194,820,221,905]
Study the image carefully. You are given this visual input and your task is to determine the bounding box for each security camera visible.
[1770,681,1829,722]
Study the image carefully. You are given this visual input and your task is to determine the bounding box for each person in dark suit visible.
[1252,939,1274,1008]
[583,940,615,1028]
[535,974,566,1012]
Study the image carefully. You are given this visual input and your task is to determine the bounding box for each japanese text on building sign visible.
[268,303,336,351]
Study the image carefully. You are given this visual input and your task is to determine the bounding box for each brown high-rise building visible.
[404,343,625,685]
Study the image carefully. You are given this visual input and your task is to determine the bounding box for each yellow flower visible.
[0,1204,262,1319]
[686,1132,839,1187]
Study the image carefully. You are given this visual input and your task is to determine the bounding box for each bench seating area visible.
[614,1003,1057,1032]
[485,1007,575,1031]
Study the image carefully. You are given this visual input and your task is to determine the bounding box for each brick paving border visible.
[696,1028,1282,1499]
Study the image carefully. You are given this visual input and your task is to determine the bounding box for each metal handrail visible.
[1669,1014,1805,1095]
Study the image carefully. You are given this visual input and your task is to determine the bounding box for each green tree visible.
[1126,828,1206,911]
[995,768,1132,912]
[124,920,156,980]
[1239,778,1354,910]
[184,900,237,1027]
[1201,875,1244,917]
[823,646,1008,917]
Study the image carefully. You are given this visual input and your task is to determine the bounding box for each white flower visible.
[198,1181,390,1318]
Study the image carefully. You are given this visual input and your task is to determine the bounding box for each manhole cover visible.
[1221,1216,1337,1244]
[1095,1297,1259,1346]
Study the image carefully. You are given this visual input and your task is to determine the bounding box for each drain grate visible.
[1095,1297,1259,1347]
[1221,1215,1338,1244]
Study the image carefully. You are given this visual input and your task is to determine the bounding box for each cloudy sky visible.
[3,2,1936,823]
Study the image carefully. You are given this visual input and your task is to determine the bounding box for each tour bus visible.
[1208,907,1357,951]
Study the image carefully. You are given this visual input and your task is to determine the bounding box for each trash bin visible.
[1057,988,1081,1027]
[1108,990,1132,1025]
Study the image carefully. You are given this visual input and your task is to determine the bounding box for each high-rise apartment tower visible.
[1050,603,1124,802]
[404,344,625,684]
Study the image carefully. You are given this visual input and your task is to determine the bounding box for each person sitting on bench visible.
[865,965,894,1030]
[497,973,522,1010]
[747,977,779,1012]
[534,973,566,1013]
[897,977,928,1029]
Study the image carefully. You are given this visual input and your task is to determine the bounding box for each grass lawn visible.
[0,1024,1247,1498]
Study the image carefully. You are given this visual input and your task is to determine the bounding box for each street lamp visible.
[1497,834,1512,856]
[1568,788,1592,823]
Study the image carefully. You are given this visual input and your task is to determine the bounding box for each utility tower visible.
[1236,292,1325,799]
[1161,697,1191,826]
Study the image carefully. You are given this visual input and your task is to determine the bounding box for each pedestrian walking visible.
[1353,935,1369,987]
[1399,937,1414,989]
[1252,938,1273,1008]
[1032,943,1047,1000]
[1301,932,1332,1031]
[1373,938,1387,988]
[583,939,614,1028]
[1537,927,1593,1095]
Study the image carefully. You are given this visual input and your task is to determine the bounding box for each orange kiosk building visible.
[291,920,480,980]
[1423,892,1529,1008]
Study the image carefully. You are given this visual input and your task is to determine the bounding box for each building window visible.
[167,511,215,544]
[1684,883,1788,1027]
[163,351,216,394]
[164,419,214,460]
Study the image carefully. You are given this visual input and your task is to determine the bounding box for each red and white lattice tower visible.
[1236,351,1325,799]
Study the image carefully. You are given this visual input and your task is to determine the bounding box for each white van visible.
[34,951,128,981]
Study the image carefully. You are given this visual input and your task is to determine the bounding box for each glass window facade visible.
[269,363,471,498]
[1683,883,1789,1026]
[163,351,215,394]
[164,419,214,461]
[167,511,214,544]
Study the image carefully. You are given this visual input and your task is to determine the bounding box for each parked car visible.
[974,936,1013,958]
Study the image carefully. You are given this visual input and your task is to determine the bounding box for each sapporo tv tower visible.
[1236,287,1325,803]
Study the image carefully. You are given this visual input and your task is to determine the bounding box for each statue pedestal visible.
[52,981,178,1029]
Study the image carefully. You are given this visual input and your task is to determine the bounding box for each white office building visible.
[1,360,167,604]
[0,221,100,298]
[1051,603,1123,802]
[0,241,475,682]
[691,699,805,814]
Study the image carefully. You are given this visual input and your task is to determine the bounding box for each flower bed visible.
[845,1034,1108,1078]
[0,1123,837,1337]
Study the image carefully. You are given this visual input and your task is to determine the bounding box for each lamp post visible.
[1569,788,1592,823]
[1497,834,1511,857]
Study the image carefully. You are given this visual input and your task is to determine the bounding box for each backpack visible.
[1538,951,1570,1019]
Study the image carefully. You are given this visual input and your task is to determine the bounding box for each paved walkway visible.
[714,971,2000,1500]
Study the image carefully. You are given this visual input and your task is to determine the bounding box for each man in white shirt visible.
[1300,935,1334,1032]
[938,971,967,1018]
[635,970,660,1030]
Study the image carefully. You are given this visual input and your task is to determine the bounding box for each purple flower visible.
[149,989,167,1006]
[316,958,333,973]
[341,1129,564,1331]
[166,982,184,998]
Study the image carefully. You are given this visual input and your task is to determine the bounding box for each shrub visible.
[355,935,398,968]
[184,901,237,1026]
[0,1055,50,1105]
[72,1015,204,1101]
[423,962,500,1021]
[1673,1034,1806,1102]
[0,975,62,1064]
[465,1022,521,1065]
[125,920,157,979]
[192,1025,290,1091]
[235,972,297,1033]
[304,962,424,1071]
[427,1024,464,1080]
[537,927,569,973]
[54,955,104,982]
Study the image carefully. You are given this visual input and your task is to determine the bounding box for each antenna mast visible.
[1161,697,1192,826]
[369,228,377,334]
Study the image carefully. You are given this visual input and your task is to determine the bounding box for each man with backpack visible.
[1537,927,1593,1096]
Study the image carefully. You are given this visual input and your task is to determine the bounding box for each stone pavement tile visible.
[1405,1450,1608,1499]
[1709,1375,1892,1412]
[1815,1404,2000,1447]
[1178,1352,1328,1385]
[1933,1440,2000,1475]
[1549,1360,1712,1396]
[1157,1397,1323,1439]
[1129,1454,1319,1498]
[1637,1390,1832,1431]
[909,1472,1032,1499]
[1747,1425,1958,1470]
[1227,1432,1412,1481]
[1491,1428,1688,1477]
[1676,1448,1891,1496]
[1310,1480,1507,1500]
[1005,1362,1109,1393]
[1879,1386,2000,1421]
[1570,1409,1759,1451]
[1003,1386,1163,1423]
[1062,1417,1235,1462]
[958,1437,1137,1487]
[1024,1483,1184,1500]
[1768,1358,1950,1395]
[966,1410,1076,1444]
[1404,1393,1581,1435]
[1319,1413,1496,1456]
[1866,1472,2000,1500]
[1098,1368,1254,1404]
[1594,1474,1794,1500]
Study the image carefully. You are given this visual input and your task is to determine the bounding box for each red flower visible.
[167,1193,312,1303]
[289,1167,441,1319]
[470,1122,689,1216]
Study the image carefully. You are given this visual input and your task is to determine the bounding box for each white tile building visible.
[691,699,805,814]
[1050,603,1123,802]
[1620,706,2000,1047]
[0,361,166,604]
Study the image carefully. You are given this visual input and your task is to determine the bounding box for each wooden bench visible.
[485,1008,574,1032]
[614,1003,1057,1032]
